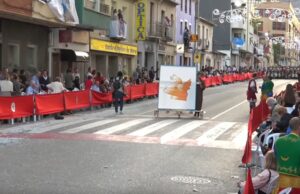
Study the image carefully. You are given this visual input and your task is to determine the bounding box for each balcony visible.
[148,22,174,42]
[109,20,127,40]
[100,3,110,15]
[231,15,246,30]
[197,38,210,50]
[164,0,180,4]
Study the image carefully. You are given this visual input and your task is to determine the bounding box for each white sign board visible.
[176,44,184,54]
[158,66,196,110]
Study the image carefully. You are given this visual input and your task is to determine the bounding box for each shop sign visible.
[190,34,199,42]
[194,53,201,63]
[176,44,184,54]
[91,39,137,56]
[136,0,147,41]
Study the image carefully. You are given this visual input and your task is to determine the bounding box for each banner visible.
[35,93,65,115]
[64,90,90,110]
[158,66,196,110]
[0,96,34,119]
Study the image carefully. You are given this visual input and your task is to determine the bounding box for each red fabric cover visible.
[35,93,65,115]
[123,86,131,101]
[130,84,145,100]
[244,168,255,194]
[64,90,90,110]
[91,91,112,106]
[145,83,158,96]
[0,95,34,119]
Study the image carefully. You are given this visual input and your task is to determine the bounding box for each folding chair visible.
[252,129,271,172]
[263,133,282,150]
[278,188,292,194]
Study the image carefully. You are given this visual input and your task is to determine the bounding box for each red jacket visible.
[247,78,257,100]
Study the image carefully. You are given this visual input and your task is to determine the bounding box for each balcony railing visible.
[148,22,174,42]
[197,38,210,50]
[109,20,127,40]
[100,3,110,15]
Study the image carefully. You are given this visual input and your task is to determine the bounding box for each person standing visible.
[113,71,125,114]
[64,68,74,91]
[247,73,257,111]
[261,76,274,101]
[194,73,206,117]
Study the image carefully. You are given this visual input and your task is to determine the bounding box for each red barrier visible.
[217,76,223,85]
[204,77,212,87]
[0,95,34,119]
[64,90,90,110]
[91,91,113,106]
[211,76,217,86]
[35,93,64,115]
[130,84,145,100]
[145,83,158,96]
[123,86,131,101]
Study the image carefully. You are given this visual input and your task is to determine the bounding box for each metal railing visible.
[148,22,174,41]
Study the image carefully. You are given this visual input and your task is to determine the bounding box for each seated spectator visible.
[12,74,24,95]
[39,70,50,92]
[26,80,38,95]
[91,81,101,93]
[0,74,13,93]
[31,70,41,93]
[238,151,279,194]
[274,117,300,193]
[282,84,296,108]
[291,102,300,117]
[273,106,293,133]
[47,77,67,94]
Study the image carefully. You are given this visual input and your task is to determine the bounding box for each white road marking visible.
[94,119,151,135]
[232,124,248,145]
[197,122,236,145]
[210,100,247,120]
[61,119,117,134]
[128,119,178,137]
[160,120,207,144]
[29,118,96,134]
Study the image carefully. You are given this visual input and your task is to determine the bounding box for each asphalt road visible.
[0,79,295,194]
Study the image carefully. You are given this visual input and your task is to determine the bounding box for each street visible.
[0,79,294,194]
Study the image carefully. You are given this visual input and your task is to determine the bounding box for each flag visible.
[242,110,254,164]
[244,168,255,194]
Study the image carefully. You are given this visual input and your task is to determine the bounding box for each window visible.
[189,0,191,15]
[150,3,154,33]
[181,0,183,11]
[180,21,183,35]
[26,45,37,68]
[272,22,286,31]
[7,43,20,67]
[206,28,208,39]
[180,56,182,66]
[185,0,187,13]
[84,0,98,11]
[189,24,191,32]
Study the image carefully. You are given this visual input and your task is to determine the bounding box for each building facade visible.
[195,17,214,70]
[256,1,300,66]
[175,0,195,66]
[76,0,138,78]
[137,0,177,74]
[197,0,232,68]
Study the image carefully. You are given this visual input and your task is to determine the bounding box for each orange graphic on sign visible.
[164,74,191,101]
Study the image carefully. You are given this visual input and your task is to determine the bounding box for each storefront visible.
[49,28,90,80]
[90,39,138,78]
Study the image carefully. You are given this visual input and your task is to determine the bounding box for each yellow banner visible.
[90,39,137,56]
[136,0,146,40]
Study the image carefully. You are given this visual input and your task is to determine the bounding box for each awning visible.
[61,49,89,62]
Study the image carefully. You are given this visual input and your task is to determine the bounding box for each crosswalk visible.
[0,117,249,150]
